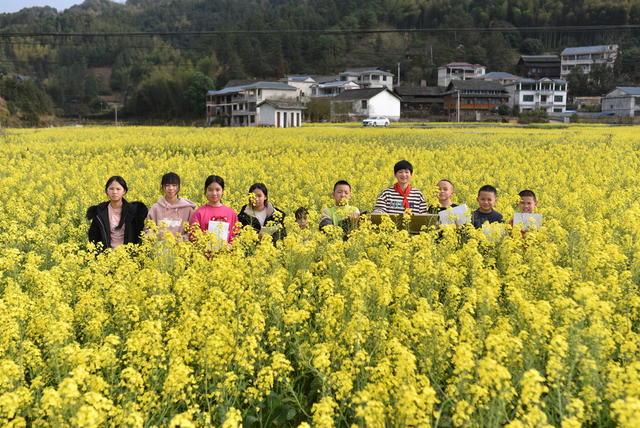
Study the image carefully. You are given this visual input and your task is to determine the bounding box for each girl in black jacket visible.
[238,183,286,242]
[86,176,148,249]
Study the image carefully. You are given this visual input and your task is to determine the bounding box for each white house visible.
[311,80,361,97]
[339,68,394,89]
[437,62,486,87]
[281,75,316,100]
[504,78,568,113]
[329,88,401,121]
[256,100,305,127]
[206,81,300,126]
[602,87,640,117]
[560,45,618,78]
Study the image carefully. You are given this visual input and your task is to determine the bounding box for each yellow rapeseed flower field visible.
[1,125,640,427]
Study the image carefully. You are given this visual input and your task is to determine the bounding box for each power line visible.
[0,24,639,38]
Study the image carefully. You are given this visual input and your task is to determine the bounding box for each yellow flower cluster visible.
[0,125,639,426]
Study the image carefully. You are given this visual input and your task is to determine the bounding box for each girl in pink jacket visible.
[190,175,238,245]
[146,172,196,240]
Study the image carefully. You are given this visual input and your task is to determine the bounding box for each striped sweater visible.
[373,186,427,214]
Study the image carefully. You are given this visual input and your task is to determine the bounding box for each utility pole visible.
[457,90,461,123]
[397,62,400,86]
[114,105,118,126]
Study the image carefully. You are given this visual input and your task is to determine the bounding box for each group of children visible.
[86,160,540,250]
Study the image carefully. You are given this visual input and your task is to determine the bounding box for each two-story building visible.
[517,55,561,79]
[206,81,304,127]
[504,78,568,113]
[602,87,640,117]
[281,75,316,100]
[339,68,394,89]
[560,45,618,78]
[311,80,361,97]
[437,62,486,87]
[443,80,509,121]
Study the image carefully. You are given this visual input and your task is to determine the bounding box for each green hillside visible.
[1,0,639,121]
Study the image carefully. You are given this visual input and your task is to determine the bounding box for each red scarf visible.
[393,182,412,210]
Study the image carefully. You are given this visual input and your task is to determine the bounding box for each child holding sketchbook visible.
[510,190,542,229]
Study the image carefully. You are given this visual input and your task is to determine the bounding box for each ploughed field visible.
[1,125,639,427]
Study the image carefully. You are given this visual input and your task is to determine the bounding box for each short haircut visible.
[295,207,308,220]
[249,183,268,200]
[478,184,498,196]
[394,160,413,174]
[204,175,225,192]
[438,179,454,190]
[161,172,180,186]
[333,180,351,191]
[519,189,537,201]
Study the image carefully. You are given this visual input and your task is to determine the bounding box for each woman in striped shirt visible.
[373,160,427,214]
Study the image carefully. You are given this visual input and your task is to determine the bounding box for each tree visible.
[520,38,544,55]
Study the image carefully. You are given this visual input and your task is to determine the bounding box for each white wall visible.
[257,104,303,127]
[256,88,299,103]
[602,89,636,116]
[368,91,401,121]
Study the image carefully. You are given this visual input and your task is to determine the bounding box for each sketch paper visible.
[439,204,471,226]
[513,213,543,230]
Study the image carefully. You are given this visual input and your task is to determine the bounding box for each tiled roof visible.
[561,45,617,55]
[616,87,640,96]
[478,72,521,79]
[331,88,396,101]
[318,80,360,88]
[257,100,306,109]
[394,86,442,96]
[447,80,506,91]
[208,81,297,96]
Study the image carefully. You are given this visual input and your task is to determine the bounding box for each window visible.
[383,76,387,81]
[553,108,563,112]
[361,100,368,109]
[250,115,255,124]
[554,95,564,103]
[257,89,262,97]
[523,95,534,102]
[371,75,380,80]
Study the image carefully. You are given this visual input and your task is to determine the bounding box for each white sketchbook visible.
[513,213,543,230]
[208,220,230,243]
[439,204,471,226]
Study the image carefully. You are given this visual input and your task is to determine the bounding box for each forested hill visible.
[1,0,640,121]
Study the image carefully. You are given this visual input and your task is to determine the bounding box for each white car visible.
[362,116,390,127]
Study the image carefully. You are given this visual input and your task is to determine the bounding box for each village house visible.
[311,80,361,97]
[339,68,394,89]
[281,75,316,100]
[394,86,443,115]
[560,45,618,78]
[601,87,640,117]
[504,78,568,113]
[437,62,486,87]
[329,88,400,121]
[517,55,561,80]
[206,81,304,127]
[443,80,509,121]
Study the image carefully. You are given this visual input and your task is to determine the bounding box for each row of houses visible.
[206,67,398,127]
[205,44,621,126]
[439,44,619,85]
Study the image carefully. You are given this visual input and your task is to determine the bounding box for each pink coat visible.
[190,204,239,243]
[146,197,196,238]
